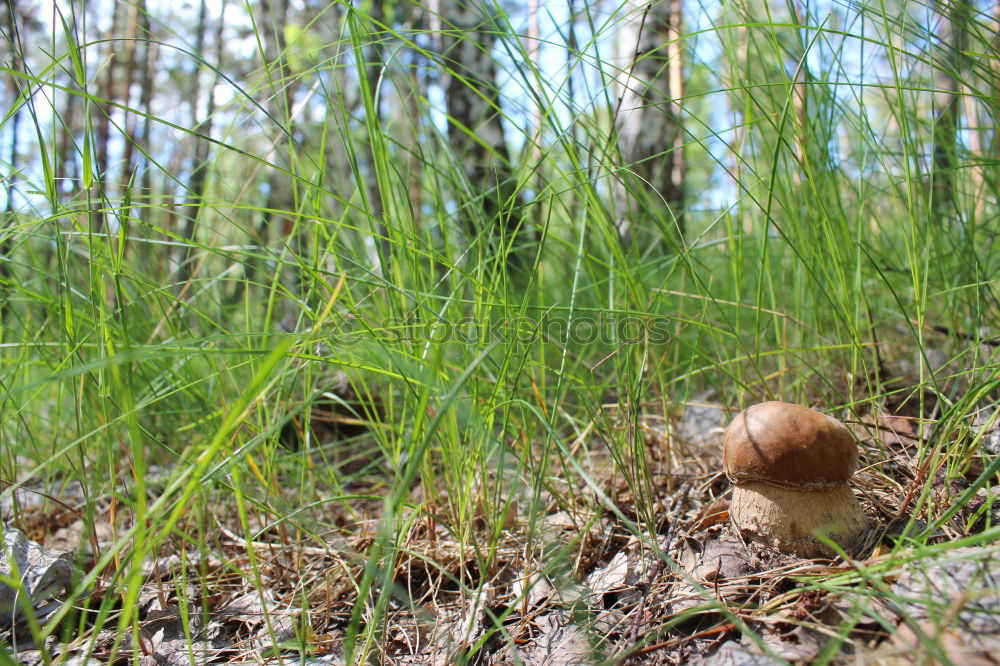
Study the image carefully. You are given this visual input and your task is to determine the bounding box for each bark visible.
[1,0,22,313]
[92,1,120,231]
[994,1,1000,157]
[789,1,808,186]
[176,0,213,284]
[987,1,1000,224]
[527,0,540,165]
[178,0,226,284]
[119,1,140,187]
[567,0,577,142]
[439,1,528,268]
[407,64,423,233]
[136,0,155,215]
[614,0,685,246]
[393,3,427,235]
[52,0,81,199]
[362,0,387,263]
[58,92,78,199]
[3,0,21,216]
[261,0,292,236]
[236,0,295,304]
[931,0,969,224]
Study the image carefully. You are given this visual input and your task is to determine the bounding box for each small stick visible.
[634,622,736,656]
[629,557,663,646]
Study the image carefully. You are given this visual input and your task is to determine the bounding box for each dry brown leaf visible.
[514,612,594,665]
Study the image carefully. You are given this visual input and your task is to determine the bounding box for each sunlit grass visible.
[1,0,997,662]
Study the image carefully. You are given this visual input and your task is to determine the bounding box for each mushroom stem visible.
[730,482,868,558]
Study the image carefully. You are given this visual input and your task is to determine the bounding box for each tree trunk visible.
[789,1,808,187]
[237,0,295,304]
[261,0,293,234]
[987,1,1000,223]
[176,0,217,285]
[614,0,685,246]
[406,65,424,234]
[1,0,22,315]
[135,0,155,219]
[438,1,528,268]
[58,92,78,199]
[994,1,1000,158]
[92,0,120,231]
[362,0,387,266]
[57,1,82,200]
[931,0,969,224]
[119,0,140,188]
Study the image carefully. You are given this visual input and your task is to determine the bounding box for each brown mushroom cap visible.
[723,401,857,490]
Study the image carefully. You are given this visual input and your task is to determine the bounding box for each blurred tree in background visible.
[0,0,997,437]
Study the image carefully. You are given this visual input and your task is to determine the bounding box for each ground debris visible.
[973,408,1000,456]
[870,546,1000,665]
[7,400,1000,664]
[692,641,784,665]
[511,611,595,665]
[0,527,76,625]
[131,597,224,666]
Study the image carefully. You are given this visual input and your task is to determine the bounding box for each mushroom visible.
[723,401,868,558]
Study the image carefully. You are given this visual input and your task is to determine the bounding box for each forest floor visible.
[4,400,1000,665]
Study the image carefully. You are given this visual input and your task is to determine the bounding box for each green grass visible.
[1,1,998,663]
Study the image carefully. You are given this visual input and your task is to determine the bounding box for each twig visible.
[633,622,736,656]
[629,557,663,646]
